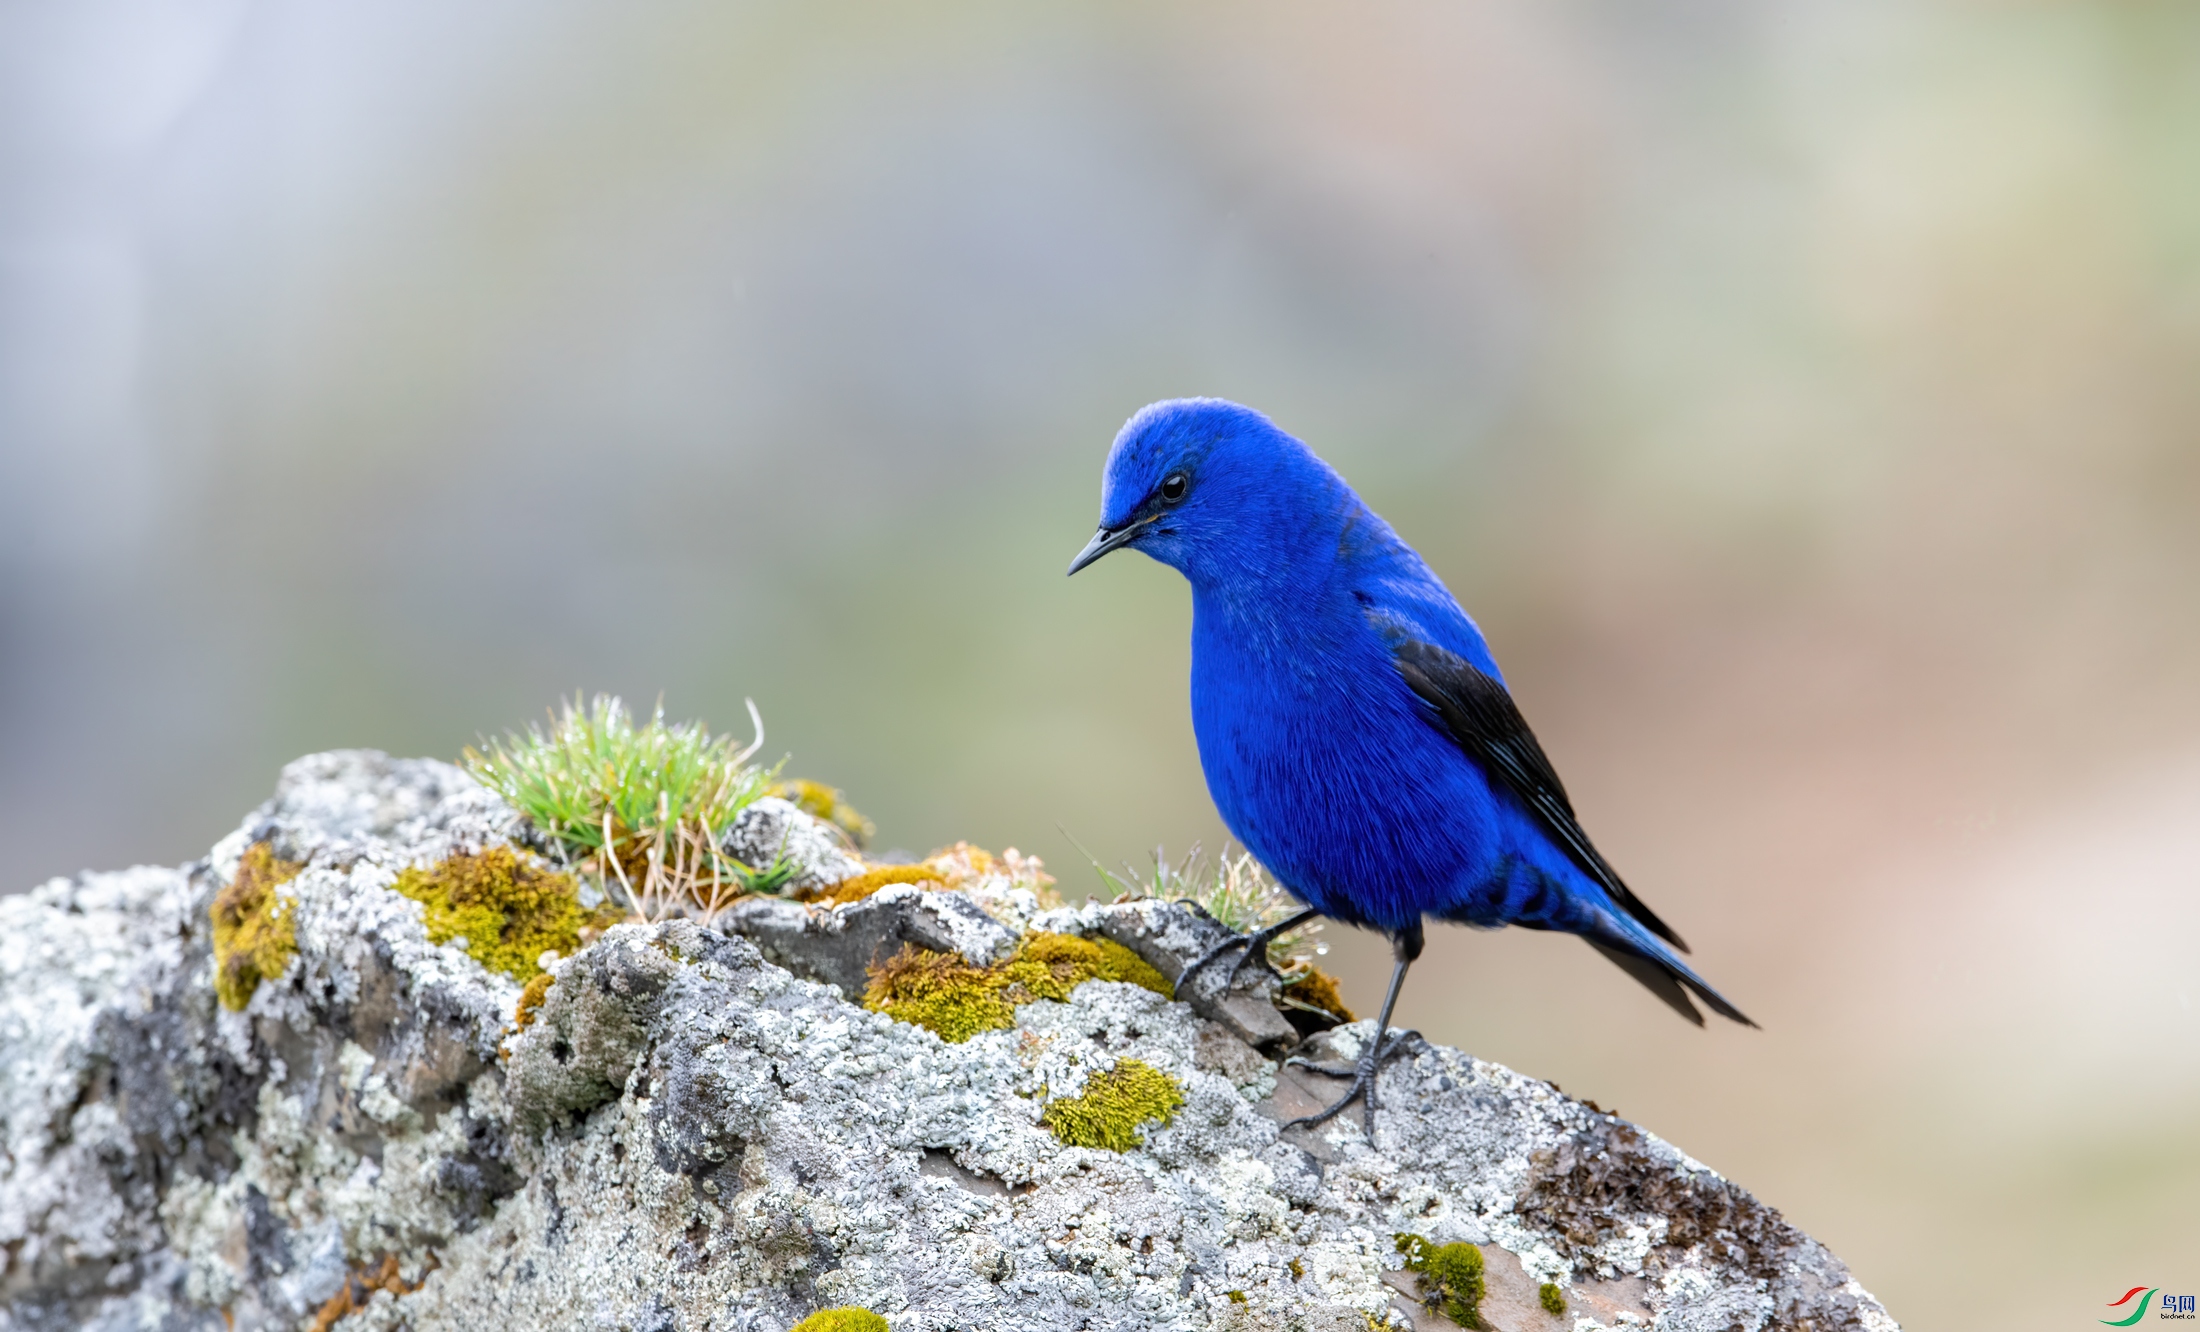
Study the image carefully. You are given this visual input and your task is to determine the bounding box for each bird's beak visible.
[1066,522,1142,576]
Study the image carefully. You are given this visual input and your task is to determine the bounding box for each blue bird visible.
[1068,399,1753,1129]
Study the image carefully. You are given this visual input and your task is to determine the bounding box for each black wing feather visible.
[1390,638,1691,954]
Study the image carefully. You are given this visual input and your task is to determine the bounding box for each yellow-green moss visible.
[1278,965,1355,1023]
[210,842,303,1011]
[774,778,875,848]
[1396,1235,1486,1329]
[1038,1057,1186,1151]
[788,1310,888,1332]
[391,846,592,982]
[863,932,1172,1043]
[863,946,1016,1042]
[1016,932,1171,996]
[1539,1281,1567,1316]
[810,862,945,905]
[513,971,555,1031]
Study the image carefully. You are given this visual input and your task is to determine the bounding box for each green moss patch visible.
[1017,932,1170,996]
[1540,1280,1568,1316]
[863,932,1171,1043]
[1396,1234,1486,1329]
[862,946,1014,1042]
[210,842,303,1011]
[392,846,602,982]
[1039,1058,1186,1151]
[788,1310,888,1332]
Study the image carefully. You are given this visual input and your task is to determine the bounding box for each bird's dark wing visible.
[1389,636,1691,955]
[1583,939,1706,1026]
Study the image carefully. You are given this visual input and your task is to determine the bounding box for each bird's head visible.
[1067,398,1337,585]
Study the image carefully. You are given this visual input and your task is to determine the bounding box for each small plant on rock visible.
[391,846,607,982]
[1083,841,1351,1025]
[209,843,303,1011]
[1089,842,1325,967]
[1396,1234,1487,1329]
[864,933,1170,1043]
[463,694,775,922]
[788,1311,888,1332]
[1038,1058,1187,1151]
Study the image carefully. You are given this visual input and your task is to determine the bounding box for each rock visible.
[717,883,1018,1000]
[1032,898,1302,1054]
[723,798,866,896]
[0,749,1901,1332]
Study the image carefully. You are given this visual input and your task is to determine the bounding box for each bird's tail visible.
[1584,911,1756,1029]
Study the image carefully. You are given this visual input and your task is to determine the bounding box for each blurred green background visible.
[4,2,2197,1326]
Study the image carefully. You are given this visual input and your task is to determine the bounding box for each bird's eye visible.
[1159,472,1190,504]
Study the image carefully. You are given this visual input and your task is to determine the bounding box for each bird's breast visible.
[1186,596,1504,931]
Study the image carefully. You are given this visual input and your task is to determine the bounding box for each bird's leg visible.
[1171,906,1320,1000]
[1284,923,1426,1138]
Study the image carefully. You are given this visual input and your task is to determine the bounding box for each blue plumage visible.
[1069,398,1751,1125]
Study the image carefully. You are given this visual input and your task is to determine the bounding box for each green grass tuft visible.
[464,693,777,921]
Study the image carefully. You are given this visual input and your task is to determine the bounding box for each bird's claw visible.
[1170,929,1275,1001]
[1169,905,1319,1002]
[1282,1028,1425,1138]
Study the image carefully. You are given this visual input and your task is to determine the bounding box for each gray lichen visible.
[0,749,1901,1332]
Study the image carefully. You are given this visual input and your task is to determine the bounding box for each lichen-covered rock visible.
[717,883,1019,1000]
[0,751,522,1332]
[0,750,1901,1332]
[1032,898,1304,1054]
[724,797,867,896]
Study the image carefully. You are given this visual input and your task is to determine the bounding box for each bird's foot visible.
[1170,906,1318,1001]
[1282,1027,1427,1138]
[1170,929,1259,1001]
